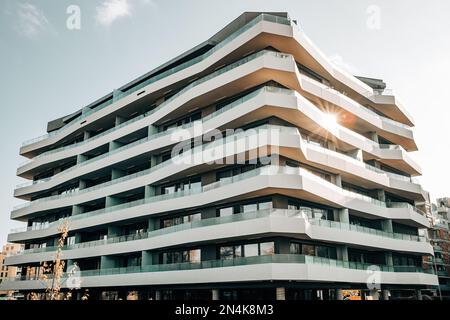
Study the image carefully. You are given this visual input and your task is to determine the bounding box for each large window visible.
[218,199,273,217]
[260,242,275,255]
[302,244,315,256]
[161,177,201,195]
[244,244,259,257]
[220,246,234,260]
[219,207,234,217]
[289,241,337,259]
[220,242,275,260]
[161,249,201,264]
[288,200,333,220]
[161,212,201,229]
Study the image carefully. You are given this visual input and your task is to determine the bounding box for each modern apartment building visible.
[0,243,24,299]
[426,198,450,299]
[0,12,438,300]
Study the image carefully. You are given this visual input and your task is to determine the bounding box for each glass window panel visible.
[234,245,242,258]
[182,251,189,263]
[316,246,329,258]
[189,249,201,263]
[66,236,75,246]
[190,213,201,222]
[242,204,257,213]
[302,244,315,256]
[260,242,275,256]
[190,181,201,191]
[163,186,175,194]
[220,246,234,260]
[220,207,233,217]
[244,244,259,257]
[163,219,173,228]
[258,202,273,210]
[290,243,301,254]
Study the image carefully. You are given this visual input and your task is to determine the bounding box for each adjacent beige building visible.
[0,243,24,298]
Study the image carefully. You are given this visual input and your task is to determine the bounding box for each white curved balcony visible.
[5,209,433,266]
[11,121,426,221]
[0,254,437,292]
[8,165,429,243]
[15,80,422,202]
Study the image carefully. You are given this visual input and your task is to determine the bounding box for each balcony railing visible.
[13,123,295,212]
[16,48,293,189]
[6,253,435,282]
[20,14,293,148]
[301,74,410,130]
[10,166,423,234]
[304,140,417,183]
[10,208,427,257]
[10,166,426,238]
[17,85,293,177]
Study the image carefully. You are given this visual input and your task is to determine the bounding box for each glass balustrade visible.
[6,253,434,282]
[10,200,426,255]
[21,14,293,148]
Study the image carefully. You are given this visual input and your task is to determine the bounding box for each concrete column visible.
[115,115,125,126]
[211,289,220,301]
[337,245,349,262]
[74,233,82,244]
[385,252,394,267]
[109,141,124,151]
[148,125,157,137]
[377,189,386,202]
[145,185,155,198]
[381,219,393,233]
[335,289,344,300]
[150,155,158,168]
[78,179,87,191]
[106,196,122,207]
[339,208,349,224]
[76,154,87,164]
[72,205,83,216]
[369,131,379,144]
[276,287,286,300]
[333,174,342,187]
[66,259,74,271]
[142,251,153,266]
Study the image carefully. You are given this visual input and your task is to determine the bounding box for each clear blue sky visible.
[1,0,449,245]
